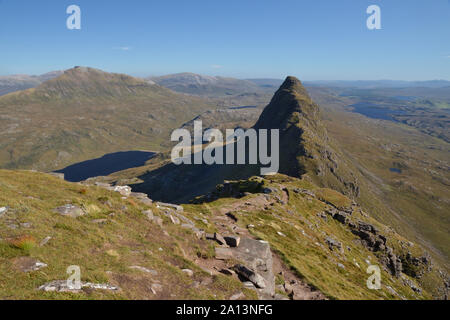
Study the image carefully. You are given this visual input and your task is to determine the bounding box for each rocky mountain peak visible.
[35,67,154,99]
[254,76,318,131]
[255,76,359,197]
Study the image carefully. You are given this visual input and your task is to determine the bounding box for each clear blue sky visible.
[0,0,449,80]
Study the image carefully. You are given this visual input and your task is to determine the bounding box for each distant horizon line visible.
[0,67,449,83]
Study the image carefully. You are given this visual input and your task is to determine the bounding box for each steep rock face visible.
[254,76,359,197]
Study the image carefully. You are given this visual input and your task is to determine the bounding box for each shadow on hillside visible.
[56,151,155,182]
[129,146,261,204]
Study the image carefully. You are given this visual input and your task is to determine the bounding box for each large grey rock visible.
[233,264,266,289]
[113,185,132,197]
[54,204,86,218]
[217,238,275,298]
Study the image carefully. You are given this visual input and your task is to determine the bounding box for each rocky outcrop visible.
[325,236,343,253]
[400,252,432,279]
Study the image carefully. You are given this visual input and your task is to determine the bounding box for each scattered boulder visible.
[293,188,315,197]
[143,209,154,220]
[169,214,180,225]
[113,186,132,197]
[39,236,52,247]
[182,269,194,277]
[224,236,241,247]
[171,211,194,225]
[131,192,153,205]
[317,212,328,221]
[233,264,266,289]
[205,232,227,245]
[54,204,86,218]
[325,237,343,253]
[325,208,349,224]
[214,233,227,246]
[402,277,422,294]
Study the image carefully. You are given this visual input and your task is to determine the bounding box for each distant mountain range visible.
[148,72,269,97]
[303,80,450,89]
[0,67,214,171]
[0,71,63,96]
[2,70,448,99]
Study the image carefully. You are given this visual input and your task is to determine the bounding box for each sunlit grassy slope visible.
[1,170,447,299]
